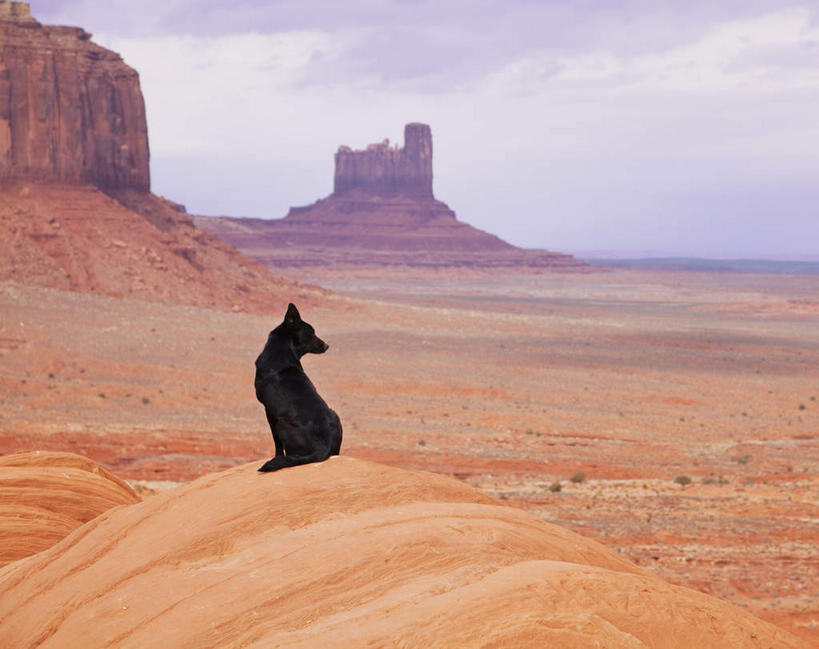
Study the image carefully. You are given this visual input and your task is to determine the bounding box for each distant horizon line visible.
[568,250,819,263]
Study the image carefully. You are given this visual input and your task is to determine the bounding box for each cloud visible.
[629,6,819,91]
[96,31,343,156]
[487,6,819,93]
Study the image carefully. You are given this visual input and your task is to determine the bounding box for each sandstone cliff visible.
[0,456,809,648]
[0,4,317,312]
[0,2,149,190]
[195,123,587,271]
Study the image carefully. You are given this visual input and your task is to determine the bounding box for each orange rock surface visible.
[0,450,139,567]
[0,457,809,648]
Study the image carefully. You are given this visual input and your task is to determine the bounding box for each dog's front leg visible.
[264,407,285,457]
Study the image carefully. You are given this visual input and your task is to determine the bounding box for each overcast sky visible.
[34,1,819,258]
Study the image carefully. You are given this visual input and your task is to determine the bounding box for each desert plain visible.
[0,267,817,642]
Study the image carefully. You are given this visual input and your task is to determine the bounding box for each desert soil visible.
[0,268,816,643]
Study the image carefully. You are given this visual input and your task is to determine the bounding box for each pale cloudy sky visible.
[34,1,819,258]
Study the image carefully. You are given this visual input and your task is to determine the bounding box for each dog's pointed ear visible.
[284,303,301,327]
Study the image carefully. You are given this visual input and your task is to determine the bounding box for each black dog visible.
[254,303,342,472]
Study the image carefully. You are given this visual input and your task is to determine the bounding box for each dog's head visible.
[282,303,329,357]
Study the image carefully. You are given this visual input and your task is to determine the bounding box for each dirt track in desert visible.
[1,269,817,642]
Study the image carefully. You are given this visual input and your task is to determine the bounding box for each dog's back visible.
[255,304,342,472]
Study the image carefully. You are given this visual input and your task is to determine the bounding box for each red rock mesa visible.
[0,1,148,190]
[0,2,310,311]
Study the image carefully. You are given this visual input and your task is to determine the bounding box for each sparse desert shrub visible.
[799,403,806,410]
[674,475,692,488]
[570,471,586,483]
[702,474,729,485]
[549,481,562,493]
[731,454,751,464]
[418,439,426,446]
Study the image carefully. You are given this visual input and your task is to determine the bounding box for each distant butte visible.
[194,124,587,271]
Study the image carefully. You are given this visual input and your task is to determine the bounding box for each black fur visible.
[254,303,342,472]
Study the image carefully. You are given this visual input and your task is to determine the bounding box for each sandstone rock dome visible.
[0,456,808,648]
[0,450,140,567]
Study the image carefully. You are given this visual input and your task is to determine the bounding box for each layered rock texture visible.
[0,456,810,648]
[0,450,139,567]
[0,2,149,189]
[0,4,313,311]
[195,124,586,271]
[334,122,433,199]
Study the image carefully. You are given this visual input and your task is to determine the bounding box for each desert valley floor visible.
[0,268,816,643]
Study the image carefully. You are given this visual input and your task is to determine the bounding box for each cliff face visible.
[0,3,313,312]
[334,123,433,199]
[0,2,150,190]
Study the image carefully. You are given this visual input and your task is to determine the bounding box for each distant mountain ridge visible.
[586,257,819,274]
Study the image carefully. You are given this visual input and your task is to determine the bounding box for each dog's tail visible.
[257,449,330,473]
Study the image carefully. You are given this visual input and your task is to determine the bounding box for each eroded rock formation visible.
[334,123,433,199]
[196,123,586,271]
[0,2,149,190]
[0,3,313,312]
[0,456,809,648]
